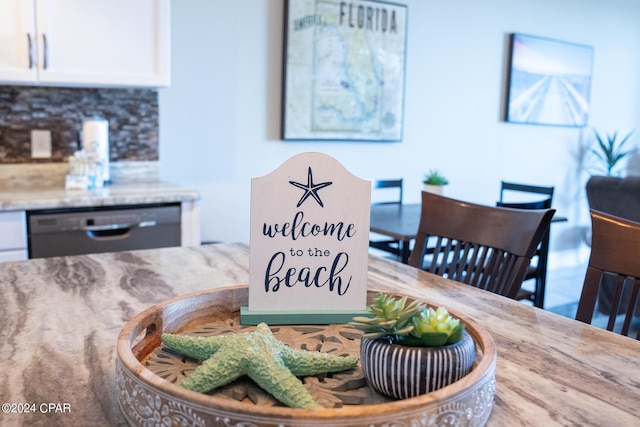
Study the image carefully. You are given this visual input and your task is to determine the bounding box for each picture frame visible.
[281,0,408,141]
[504,33,594,127]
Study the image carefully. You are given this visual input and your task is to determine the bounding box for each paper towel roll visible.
[82,118,110,183]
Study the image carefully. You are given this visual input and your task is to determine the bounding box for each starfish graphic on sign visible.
[289,167,332,207]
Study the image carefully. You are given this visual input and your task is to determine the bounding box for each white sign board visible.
[242,152,370,324]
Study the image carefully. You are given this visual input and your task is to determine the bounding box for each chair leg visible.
[533,229,550,309]
[400,240,411,264]
[533,271,546,308]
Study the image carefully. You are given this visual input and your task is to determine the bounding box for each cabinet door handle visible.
[42,33,48,69]
[26,33,34,69]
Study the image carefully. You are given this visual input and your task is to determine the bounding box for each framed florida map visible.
[282,0,408,141]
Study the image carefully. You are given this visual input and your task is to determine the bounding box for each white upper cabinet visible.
[0,0,170,88]
[0,0,37,83]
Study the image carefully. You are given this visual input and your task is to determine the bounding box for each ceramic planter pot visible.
[360,332,475,400]
[423,184,447,196]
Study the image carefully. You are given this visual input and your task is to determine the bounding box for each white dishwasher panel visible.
[0,211,27,250]
[0,249,28,262]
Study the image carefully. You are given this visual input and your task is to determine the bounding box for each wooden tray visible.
[116,286,497,426]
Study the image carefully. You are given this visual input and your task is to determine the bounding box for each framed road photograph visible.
[504,33,594,127]
[282,0,408,141]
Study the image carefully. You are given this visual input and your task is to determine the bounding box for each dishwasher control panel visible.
[30,210,159,233]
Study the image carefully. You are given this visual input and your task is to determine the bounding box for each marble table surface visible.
[1,243,639,426]
[0,181,201,211]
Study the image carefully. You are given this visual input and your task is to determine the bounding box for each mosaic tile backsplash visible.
[0,86,159,164]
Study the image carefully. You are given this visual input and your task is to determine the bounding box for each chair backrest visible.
[372,179,403,205]
[497,199,552,210]
[499,181,554,205]
[408,192,555,299]
[576,210,640,339]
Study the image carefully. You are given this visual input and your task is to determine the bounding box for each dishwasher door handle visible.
[83,221,157,241]
[83,223,132,232]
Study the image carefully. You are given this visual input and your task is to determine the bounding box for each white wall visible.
[159,0,640,263]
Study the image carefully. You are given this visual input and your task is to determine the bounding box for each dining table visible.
[370,203,568,263]
[1,242,638,426]
[369,203,422,263]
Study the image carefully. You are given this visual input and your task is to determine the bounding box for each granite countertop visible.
[1,243,639,426]
[0,182,201,211]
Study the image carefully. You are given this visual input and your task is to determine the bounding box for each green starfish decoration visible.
[161,323,359,409]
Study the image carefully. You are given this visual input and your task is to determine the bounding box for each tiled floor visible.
[533,262,588,318]
[544,258,640,336]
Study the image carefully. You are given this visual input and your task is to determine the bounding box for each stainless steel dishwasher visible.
[27,203,181,258]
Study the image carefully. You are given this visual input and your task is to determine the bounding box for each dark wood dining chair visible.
[369,179,404,258]
[585,175,640,317]
[408,191,555,299]
[575,210,640,339]
[498,181,555,308]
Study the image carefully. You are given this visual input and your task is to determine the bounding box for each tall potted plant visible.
[591,129,635,176]
[350,293,475,399]
[423,169,449,196]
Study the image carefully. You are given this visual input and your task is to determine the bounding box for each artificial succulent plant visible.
[350,293,465,347]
